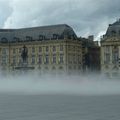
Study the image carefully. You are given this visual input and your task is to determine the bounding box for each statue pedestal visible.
[15,62,35,72]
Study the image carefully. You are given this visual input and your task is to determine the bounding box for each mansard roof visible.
[0,24,77,43]
[105,19,120,37]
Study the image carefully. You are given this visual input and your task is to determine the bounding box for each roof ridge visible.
[0,24,70,31]
[16,24,70,31]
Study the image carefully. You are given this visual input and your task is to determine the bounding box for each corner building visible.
[101,20,120,78]
[0,24,82,74]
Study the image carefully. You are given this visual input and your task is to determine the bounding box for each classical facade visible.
[101,20,120,78]
[0,24,82,74]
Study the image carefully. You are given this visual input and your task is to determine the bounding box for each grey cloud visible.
[0,0,12,28]
[1,0,120,40]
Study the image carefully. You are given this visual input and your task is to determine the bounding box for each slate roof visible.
[105,19,120,37]
[0,24,77,43]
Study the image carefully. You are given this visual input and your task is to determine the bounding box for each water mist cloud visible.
[0,73,120,96]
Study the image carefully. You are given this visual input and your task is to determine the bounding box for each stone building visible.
[79,36,100,72]
[0,24,82,75]
[101,20,120,78]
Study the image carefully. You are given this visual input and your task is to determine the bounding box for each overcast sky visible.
[0,0,120,40]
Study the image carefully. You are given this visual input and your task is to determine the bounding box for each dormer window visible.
[26,36,32,41]
[53,34,59,40]
[39,35,43,40]
[13,37,19,42]
[111,30,116,36]
[39,35,45,40]
[1,37,8,43]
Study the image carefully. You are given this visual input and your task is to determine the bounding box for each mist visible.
[0,72,120,96]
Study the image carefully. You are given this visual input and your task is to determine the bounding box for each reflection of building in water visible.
[0,24,82,74]
[101,19,120,78]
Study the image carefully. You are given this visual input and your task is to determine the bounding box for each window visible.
[60,54,64,64]
[68,45,71,50]
[78,46,81,52]
[38,55,42,64]
[60,45,63,51]
[68,54,72,64]
[53,46,56,52]
[45,55,49,64]
[1,38,8,43]
[13,37,19,42]
[2,48,8,55]
[78,55,81,64]
[32,47,35,53]
[19,58,22,65]
[39,35,43,40]
[104,46,110,64]
[73,46,76,51]
[13,48,16,54]
[39,47,42,53]
[53,34,59,39]
[31,55,35,64]
[105,46,110,53]
[112,53,118,63]
[2,56,7,65]
[73,54,76,64]
[104,53,110,64]
[112,46,119,63]
[19,48,22,53]
[111,30,116,36]
[46,46,49,52]
[13,56,16,65]
[53,54,56,64]
[26,36,32,41]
